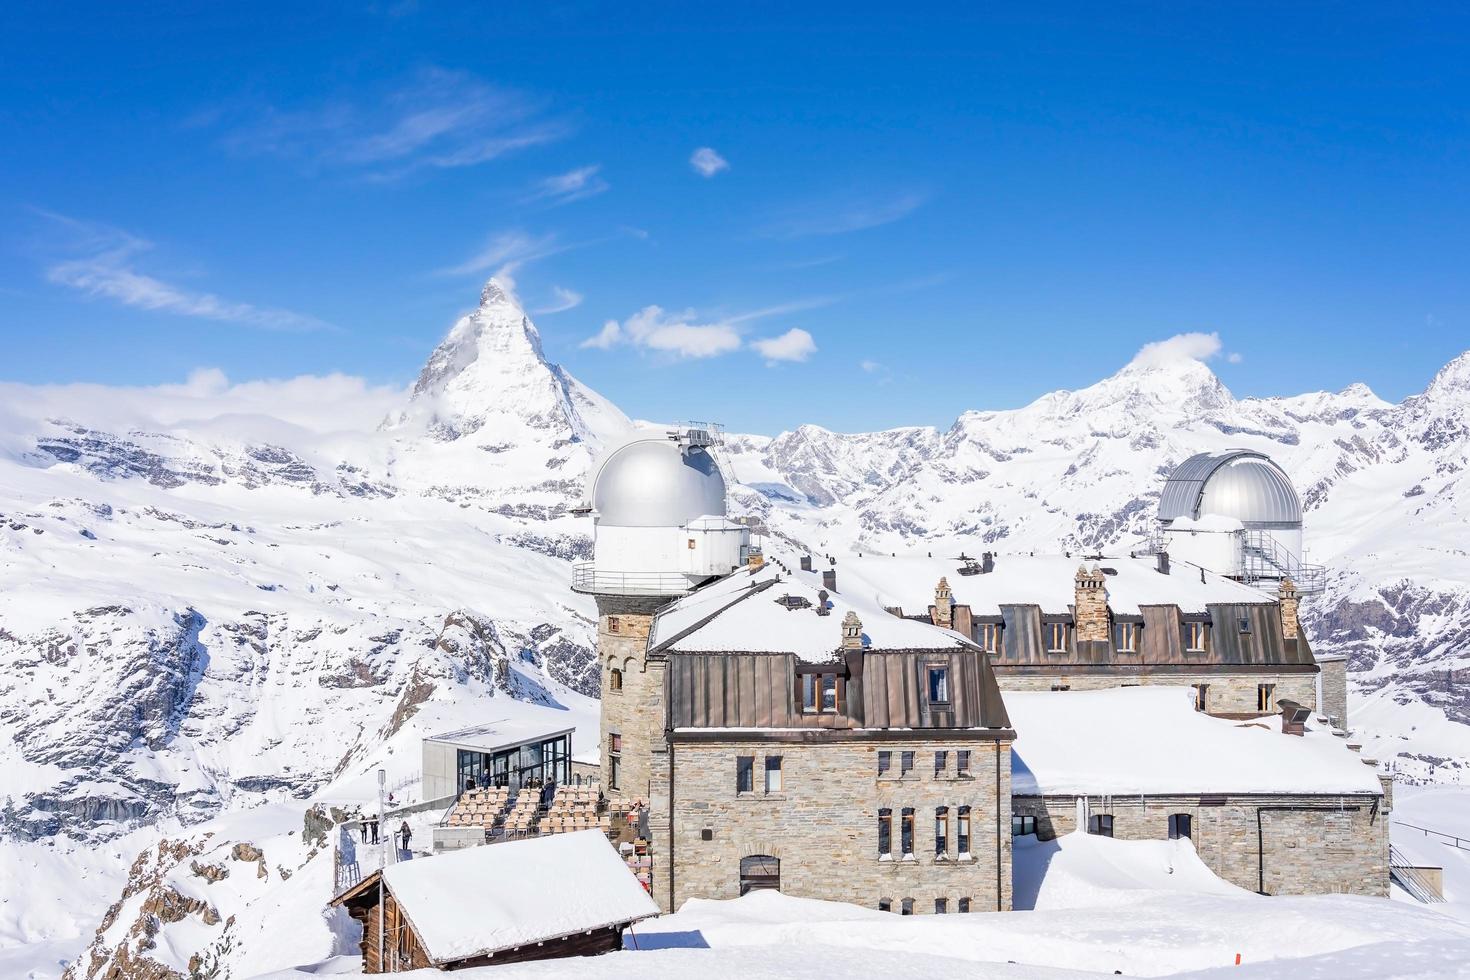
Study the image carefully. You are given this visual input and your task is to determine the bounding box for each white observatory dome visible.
[1157,449,1302,529]
[590,435,727,528]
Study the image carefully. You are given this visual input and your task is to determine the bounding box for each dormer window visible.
[977,623,999,653]
[927,664,951,705]
[1045,622,1069,653]
[1186,622,1209,653]
[1238,617,1252,635]
[1115,622,1139,653]
[800,671,841,714]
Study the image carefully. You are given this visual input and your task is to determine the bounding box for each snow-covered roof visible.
[424,718,574,753]
[380,830,659,964]
[651,563,975,662]
[795,553,1272,616]
[1008,687,1384,796]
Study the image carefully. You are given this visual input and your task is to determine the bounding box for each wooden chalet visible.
[331,829,659,972]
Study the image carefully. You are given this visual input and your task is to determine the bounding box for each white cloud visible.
[581,320,624,351]
[587,305,742,359]
[1227,352,1244,364]
[524,164,608,206]
[764,190,927,238]
[752,328,817,364]
[690,147,729,178]
[41,216,329,331]
[860,359,882,373]
[1127,332,1223,369]
[438,230,561,285]
[533,286,583,315]
[216,68,567,180]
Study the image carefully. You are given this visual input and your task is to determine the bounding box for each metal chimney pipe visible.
[822,569,837,592]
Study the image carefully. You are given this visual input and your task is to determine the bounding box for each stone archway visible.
[739,854,781,895]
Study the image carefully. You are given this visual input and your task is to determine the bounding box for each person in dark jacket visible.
[399,821,413,857]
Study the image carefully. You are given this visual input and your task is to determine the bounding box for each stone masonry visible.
[993,671,1317,715]
[660,738,1012,915]
[1012,787,1388,896]
[1318,656,1349,728]
[596,594,671,802]
[1072,564,1110,643]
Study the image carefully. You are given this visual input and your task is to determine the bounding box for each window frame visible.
[957,805,971,855]
[877,808,892,858]
[1257,683,1276,712]
[900,807,915,857]
[763,755,783,793]
[878,898,892,912]
[935,806,949,858]
[1087,814,1115,838]
[900,897,914,916]
[1191,683,1209,712]
[958,897,971,913]
[934,750,948,776]
[1168,813,1193,840]
[1238,616,1252,635]
[877,749,891,776]
[608,666,623,693]
[956,749,971,777]
[736,755,754,794]
[978,622,999,654]
[1115,621,1139,653]
[900,750,915,777]
[1045,621,1070,653]
[1186,621,1209,653]
[935,898,948,914]
[1011,814,1036,837]
[927,663,951,705]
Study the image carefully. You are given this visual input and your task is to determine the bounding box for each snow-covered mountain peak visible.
[410,277,547,401]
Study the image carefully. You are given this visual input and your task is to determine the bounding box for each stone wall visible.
[660,737,1013,915]
[993,670,1317,715]
[1012,788,1388,897]
[596,595,672,802]
[1318,657,1348,728]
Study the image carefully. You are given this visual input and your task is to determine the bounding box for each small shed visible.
[331,830,659,972]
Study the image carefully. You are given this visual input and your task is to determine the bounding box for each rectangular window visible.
[736,755,754,794]
[1186,621,1209,653]
[877,808,892,857]
[979,623,999,653]
[607,616,621,634]
[934,750,948,776]
[900,751,914,776]
[1116,622,1139,652]
[958,805,972,854]
[764,756,783,793]
[1257,683,1276,712]
[821,673,838,712]
[956,750,971,777]
[609,733,622,754]
[900,808,914,856]
[878,898,892,912]
[935,898,948,914]
[1239,616,1252,635]
[608,754,620,790]
[1168,813,1193,840]
[1087,814,1114,838]
[901,898,914,915]
[927,664,950,704]
[958,897,971,913]
[1012,814,1037,837]
[935,807,949,857]
[877,750,891,776]
[802,673,840,713]
[1192,683,1209,712]
[1050,682,1071,691]
[1045,622,1069,653]
[801,674,817,713]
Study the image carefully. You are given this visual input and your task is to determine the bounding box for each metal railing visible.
[1395,820,1470,851]
[570,562,694,597]
[1240,531,1327,594]
[1389,844,1445,903]
[334,820,400,894]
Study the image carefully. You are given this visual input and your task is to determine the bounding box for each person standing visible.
[399,820,412,858]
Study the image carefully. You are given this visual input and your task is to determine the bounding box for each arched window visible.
[609,668,623,692]
[739,855,780,895]
[958,897,971,913]
[1168,813,1192,840]
[900,897,914,916]
[878,898,892,912]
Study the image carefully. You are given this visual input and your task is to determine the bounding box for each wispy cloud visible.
[523,165,608,206]
[38,213,330,331]
[437,230,562,281]
[582,299,821,366]
[860,359,883,373]
[751,328,817,364]
[763,190,928,239]
[533,285,583,315]
[214,68,567,180]
[690,147,729,177]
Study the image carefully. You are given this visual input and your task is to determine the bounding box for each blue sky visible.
[2,2,1467,433]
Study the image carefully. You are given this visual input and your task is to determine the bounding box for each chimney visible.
[1279,699,1309,736]
[1156,551,1171,576]
[841,610,864,651]
[1073,563,1109,643]
[747,549,765,571]
[982,552,994,574]
[1278,578,1299,641]
[800,555,812,572]
[934,577,954,629]
[822,569,837,592]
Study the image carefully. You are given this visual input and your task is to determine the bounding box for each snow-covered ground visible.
[248,831,1470,980]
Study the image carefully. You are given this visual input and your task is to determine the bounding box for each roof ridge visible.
[649,576,781,655]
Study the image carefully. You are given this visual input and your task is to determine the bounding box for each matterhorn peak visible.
[479,276,515,309]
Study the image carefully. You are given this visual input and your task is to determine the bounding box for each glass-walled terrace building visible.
[421,721,575,801]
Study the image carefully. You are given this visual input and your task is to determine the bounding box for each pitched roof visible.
[378,830,658,965]
[650,563,975,663]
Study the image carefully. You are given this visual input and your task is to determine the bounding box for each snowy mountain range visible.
[2,278,1469,975]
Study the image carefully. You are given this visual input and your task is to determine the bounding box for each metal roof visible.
[1157,450,1302,528]
[589,435,727,528]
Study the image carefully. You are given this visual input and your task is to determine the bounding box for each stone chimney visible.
[841,611,864,651]
[747,548,765,571]
[934,577,954,629]
[822,569,837,593]
[1073,563,1109,643]
[1278,578,1299,640]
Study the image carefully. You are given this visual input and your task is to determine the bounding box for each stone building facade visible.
[596,594,671,802]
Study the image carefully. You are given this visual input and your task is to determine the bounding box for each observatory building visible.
[572,427,752,802]
[1155,449,1325,594]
